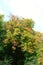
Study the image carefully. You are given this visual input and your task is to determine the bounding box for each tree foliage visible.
[0,15,43,65]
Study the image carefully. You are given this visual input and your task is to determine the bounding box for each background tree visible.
[0,15,6,62]
[0,15,43,65]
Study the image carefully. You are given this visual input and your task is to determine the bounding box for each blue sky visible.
[0,0,43,32]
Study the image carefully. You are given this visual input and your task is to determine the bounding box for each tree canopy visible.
[0,15,43,65]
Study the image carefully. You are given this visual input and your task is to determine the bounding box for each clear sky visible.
[0,0,43,32]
